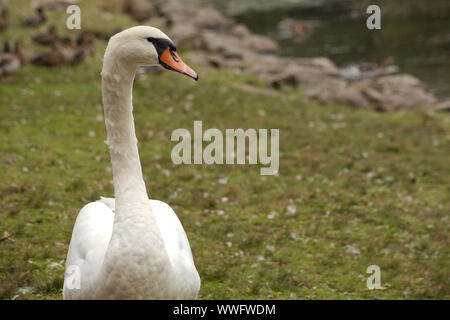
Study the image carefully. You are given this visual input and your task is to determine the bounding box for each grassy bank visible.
[0,0,449,299]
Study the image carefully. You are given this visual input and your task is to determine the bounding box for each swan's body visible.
[63,26,200,299]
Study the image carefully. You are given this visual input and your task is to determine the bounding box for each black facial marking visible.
[146,37,176,57]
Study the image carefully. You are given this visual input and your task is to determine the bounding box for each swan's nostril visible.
[170,50,179,62]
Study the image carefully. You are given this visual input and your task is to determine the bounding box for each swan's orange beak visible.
[159,47,198,81]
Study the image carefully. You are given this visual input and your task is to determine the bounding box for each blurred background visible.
[212,0,450,98]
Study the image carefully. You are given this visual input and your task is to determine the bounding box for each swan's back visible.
[63,199,114,299]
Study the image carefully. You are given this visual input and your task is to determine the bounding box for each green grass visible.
[0,0,449,300]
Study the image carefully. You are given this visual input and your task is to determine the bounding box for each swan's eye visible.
[146,37,177,57]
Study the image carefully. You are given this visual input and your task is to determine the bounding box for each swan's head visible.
[105,26,198,80]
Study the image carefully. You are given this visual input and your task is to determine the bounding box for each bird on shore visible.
[13,42,27,65]
[22,7,46,27]
[72,31,95,64]
[0,8,8,31]
[31,38,76,66]
[32,25,59,45]
[31,32,95,66]
[0,41,26,80]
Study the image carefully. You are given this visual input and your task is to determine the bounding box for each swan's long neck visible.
[99,55,171,298]
[101,57,147,208]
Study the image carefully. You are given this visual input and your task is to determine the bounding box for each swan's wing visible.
[150,200,195,263]
[151,200,201,297]
[63,199,114,299]
[99,196,115,211]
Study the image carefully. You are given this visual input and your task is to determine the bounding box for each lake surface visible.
[232,4,450,98]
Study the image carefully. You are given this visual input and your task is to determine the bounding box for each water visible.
[232,4,450,98]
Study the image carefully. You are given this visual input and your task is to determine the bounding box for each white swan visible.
[63,26,200,299]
